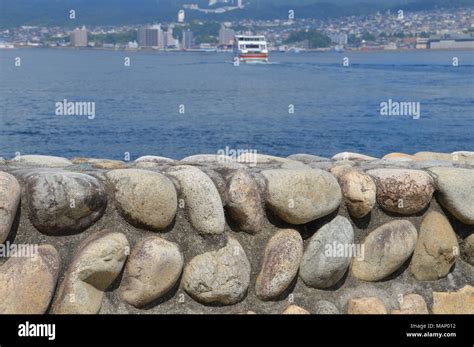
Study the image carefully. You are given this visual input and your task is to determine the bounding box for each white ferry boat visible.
[234,35,269,63]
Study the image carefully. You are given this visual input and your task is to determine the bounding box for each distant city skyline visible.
[2,6,473,52]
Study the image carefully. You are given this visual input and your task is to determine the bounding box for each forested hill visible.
[0,0,472,28]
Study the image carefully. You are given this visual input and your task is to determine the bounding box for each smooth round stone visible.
[182,236,250,305]
[335,169,376,218]
[134,161,161,169]
[280,161,311,170]
[428,167,474,224]
[180,154,232,164]
[462,234,474,266]
[106,169,177,231]
[52,230,129,314]
[0,172,21,243]
[432,285,474,314]
[329,164,353,178]
[262,169,342,224]
[331,160,356,167]
[307,161,334,170]
[347,297,387,314]
[314,300,340,314]
[0,244,59,314]
[282,305,310,314]
[182,154,249,170]
[135,155,175,164]
[167,166,225,235]
[382,153,418,161]
[255,229,303,300]
[332,152,377,161]
[25,170,107,234]
[71,158,125,169]
[300,216,353,289]
[367,169,435,215]
[410,211,458,281]
[237,153,292,165]
[409,160,453,170]
[391,294,429,314]
[225,169,265,234]
[452,151,474,165]
[352,220,418,281]
[91,160,127,170]
[10,155,72,167]
[120,236,183,308]
[414,152,453,161]
[357,159,412,171]
[71,157,98,164]
[287,154,330,163]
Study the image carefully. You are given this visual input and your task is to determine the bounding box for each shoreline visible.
[2,46,474,53]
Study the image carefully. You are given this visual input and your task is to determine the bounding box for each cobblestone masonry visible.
[0,151,473,314]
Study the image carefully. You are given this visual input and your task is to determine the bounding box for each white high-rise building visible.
[70,26,88,47]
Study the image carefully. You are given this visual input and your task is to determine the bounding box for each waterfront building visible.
[328,32,348,46]
[416,37,429,49]
[429,36,474,50]
[70,26,87,47]
[138,25,164,48]
[182,29,194,50]
[219,25,235,46]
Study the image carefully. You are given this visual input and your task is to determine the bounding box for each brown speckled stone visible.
[255,229,303,300]
[367,169,435,215]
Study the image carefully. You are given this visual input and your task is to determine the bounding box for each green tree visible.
[89,30,137,44]
[361,32,376,41]
[348,34,361,45]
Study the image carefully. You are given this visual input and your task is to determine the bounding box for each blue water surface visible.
[0,49,473,160]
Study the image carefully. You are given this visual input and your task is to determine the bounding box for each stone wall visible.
[0,151,473,314]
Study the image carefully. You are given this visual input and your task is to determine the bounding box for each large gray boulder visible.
[167,166,225,234]
[10,155,72,168]
[25,170,107,234]
[300,216,354,288]
[428,167,474,224]
[262,169,342,224]
[182,236,250,305]
[107,169,177,230]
